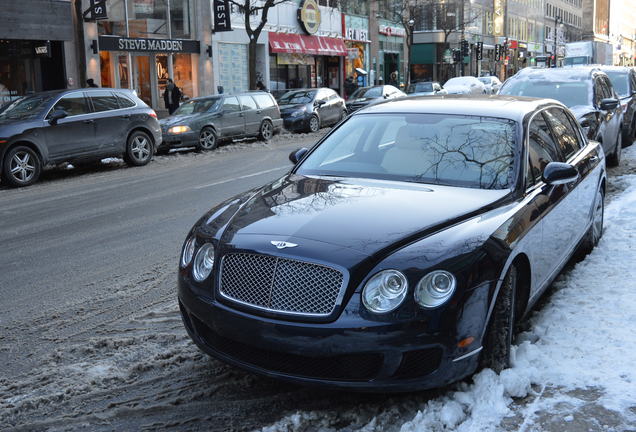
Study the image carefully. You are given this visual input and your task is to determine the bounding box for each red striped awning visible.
[269,32,346,56]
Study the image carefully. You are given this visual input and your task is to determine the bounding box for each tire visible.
[607,133,622,167]
[258,120,274,141]
[198,127,218,151]
[124,131,153,166]
[579,187,604,255]
[1,145,42,187]
[308,115,320,133]
[479,265,517,373]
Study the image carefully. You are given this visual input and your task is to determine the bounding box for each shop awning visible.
[269,32,346,56]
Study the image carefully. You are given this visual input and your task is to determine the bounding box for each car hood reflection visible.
[220,175,510,255]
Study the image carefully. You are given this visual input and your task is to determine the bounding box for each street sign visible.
[83,0,108,21]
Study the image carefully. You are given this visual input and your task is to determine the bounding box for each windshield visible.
[297,113,517,190]
[0,94,54,120]
[350,87,382,99]
[407,82,433,93]
[174,98,220,115]
[499,80,591,107]
[279,91,316,105]
[605,71,630,97]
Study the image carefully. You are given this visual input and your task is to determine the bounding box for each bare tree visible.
[228,0,290,89]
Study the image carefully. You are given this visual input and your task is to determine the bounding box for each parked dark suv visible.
[499,66,623,166]
[0,88,161,187]
[598,66,636,146]
[279,88,346,133]
[159,91,282,151]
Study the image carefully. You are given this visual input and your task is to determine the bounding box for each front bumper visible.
[159,130,198,149]
[282,115,309,132]
[178,274,487,391]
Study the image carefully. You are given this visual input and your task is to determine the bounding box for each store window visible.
[97,0,128,36]
[98,0,193,39]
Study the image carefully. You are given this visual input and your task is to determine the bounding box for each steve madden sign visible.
[98,36,200,53]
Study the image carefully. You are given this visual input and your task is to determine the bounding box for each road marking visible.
[193,165,289,190]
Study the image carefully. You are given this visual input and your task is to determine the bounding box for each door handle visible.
[239,113,244,117]
[256,110,262,114]
[120,114,131,119]
[83,119,95,124]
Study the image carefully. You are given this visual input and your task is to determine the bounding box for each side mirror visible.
[542,162,579,185]
[315,99,326,107]
[599,98,619,111]
[48,109,68,124]
[579,117,591,128]
[289,147,308,164]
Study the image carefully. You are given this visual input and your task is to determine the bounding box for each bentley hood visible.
[218,175,510,256]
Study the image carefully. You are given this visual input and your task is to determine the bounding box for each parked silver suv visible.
[159,91,283,152]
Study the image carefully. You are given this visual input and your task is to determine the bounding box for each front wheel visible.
[259,120,273,141]
[198,127,218,151]
[2,146,42,187]
[479,265,517,373]
[308,115,320,133]
[124,131,153,166]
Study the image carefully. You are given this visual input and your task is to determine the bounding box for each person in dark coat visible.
[163,78,181,115]
[86,78,98,88]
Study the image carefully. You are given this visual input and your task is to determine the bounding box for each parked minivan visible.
[0,88,161,187]
[159,91,282,151]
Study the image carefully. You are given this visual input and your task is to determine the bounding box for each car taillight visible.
[149,111,157,118]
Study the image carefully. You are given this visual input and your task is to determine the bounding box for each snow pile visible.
[261,156,636,431]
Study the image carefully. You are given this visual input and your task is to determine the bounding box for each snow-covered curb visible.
[262,148,636,432]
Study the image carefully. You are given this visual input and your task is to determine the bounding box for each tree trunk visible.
[248,37,258,90]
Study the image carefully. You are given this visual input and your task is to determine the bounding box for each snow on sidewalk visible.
[262,153,636,432]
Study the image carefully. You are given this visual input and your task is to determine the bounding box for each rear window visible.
[605,71,630,97]
[253,94,275,108]
[500,79,591,107]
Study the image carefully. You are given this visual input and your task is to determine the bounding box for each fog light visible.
[414,270,456,308]
[192,243,215,282]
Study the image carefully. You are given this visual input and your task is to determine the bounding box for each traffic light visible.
[453,49,461,63]
[494,44,502,61]
[461,39,470,57]
[476,42,483,60]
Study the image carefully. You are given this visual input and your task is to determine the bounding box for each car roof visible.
[513,66,606,80]
[356,95,564,122]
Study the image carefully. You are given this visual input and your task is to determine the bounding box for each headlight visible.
[362,270,408,314]
[167,125,191,134]
[290,109,305,118]
[192,243,215,282]
[414,270,456,308]
[180,236,196,268]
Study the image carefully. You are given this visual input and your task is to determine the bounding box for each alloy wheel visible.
[131,136,151,162]
[260,121,273,140]
[10,151,36,183]
[199,129,216,150]
[309,116,319,132]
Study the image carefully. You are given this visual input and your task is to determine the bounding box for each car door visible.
[597,76,621,153]
[525,110,577,290]
[43,92,97,159]
[219,96,245,137]
[88,90,129,154]
[238,95,260,136]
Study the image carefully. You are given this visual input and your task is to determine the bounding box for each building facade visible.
[0,0,79,104]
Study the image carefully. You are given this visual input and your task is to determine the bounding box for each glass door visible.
[133,55,152,107]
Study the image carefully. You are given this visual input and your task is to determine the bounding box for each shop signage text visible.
[298,0,321,35]
[34,41,51,57]
[346,28,368,42]
[98,36,200,53]
[493,0,506,36]
[213,0,232,32]
[379,25,406,37]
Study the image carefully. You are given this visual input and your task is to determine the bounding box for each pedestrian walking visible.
[163,78,182,115]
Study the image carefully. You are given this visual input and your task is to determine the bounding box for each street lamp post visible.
[408,18,415,86]
[553,15,562,67]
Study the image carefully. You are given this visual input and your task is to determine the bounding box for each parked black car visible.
[499,66,623,166]
[406,81,447,96]
[279,88,346,133]
[346,85,405,114]
[598,65,636,146]
[0,88,161,187]
[159,91,282,152]
[178,95,605,391]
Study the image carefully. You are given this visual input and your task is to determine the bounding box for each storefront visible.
[268,33,346,94]
[89,0,204,111]
[0,0,76,103]
[377,21,406,87]
[342,15,370,97]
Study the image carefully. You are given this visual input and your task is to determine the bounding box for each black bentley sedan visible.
[178,96,606,391]
[0,88,160,187]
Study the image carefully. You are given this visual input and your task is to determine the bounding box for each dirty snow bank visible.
[262,150,636,432]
